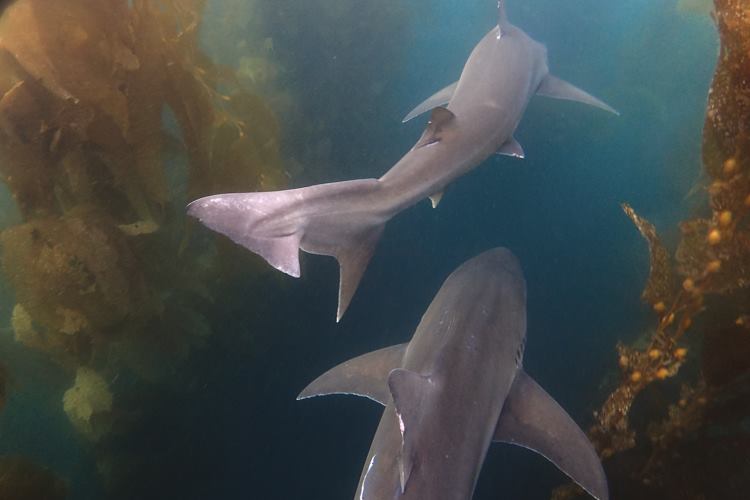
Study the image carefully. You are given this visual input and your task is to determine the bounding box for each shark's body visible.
[298,248,608,500]
[187,3,617,321]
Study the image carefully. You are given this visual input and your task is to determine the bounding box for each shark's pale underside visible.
[187,2,618,321]
[298,248,609,500]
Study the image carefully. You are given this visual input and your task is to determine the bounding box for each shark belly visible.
[301,249,609,500]
[378,113,512,213]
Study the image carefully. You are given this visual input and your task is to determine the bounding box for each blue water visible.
[0,1,718,499]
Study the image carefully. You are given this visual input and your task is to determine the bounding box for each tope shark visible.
[298,248,609,500]
[187,1,618,321]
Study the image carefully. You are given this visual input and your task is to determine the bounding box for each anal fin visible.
[494,370,609,500]
[497,137,525,159]
[297,343,407,404]
[429,191,444,208]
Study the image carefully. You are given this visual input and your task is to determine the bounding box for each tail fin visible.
[187,179,385,321]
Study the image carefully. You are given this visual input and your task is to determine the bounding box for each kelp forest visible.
[0,0,747,499]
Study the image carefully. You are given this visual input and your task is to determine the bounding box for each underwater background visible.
[0,0,744,499]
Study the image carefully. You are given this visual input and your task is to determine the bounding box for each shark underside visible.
[298,248,609,500]
[187,2,617,320]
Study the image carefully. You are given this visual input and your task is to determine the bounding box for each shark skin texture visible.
[187,1,618,321]
[298,248,609,500]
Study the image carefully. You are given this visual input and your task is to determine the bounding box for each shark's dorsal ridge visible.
[388,368,433,493]
[415,107,456,149]
[494,370,610,500]
[537,74,619,115]
[402,81,458,123]
[297,343,407,404]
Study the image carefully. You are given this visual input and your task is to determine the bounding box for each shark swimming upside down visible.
[298,248,608,500]
[187,2,618,321]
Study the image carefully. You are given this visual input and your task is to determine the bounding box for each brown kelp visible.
[555,1,750,497]
[0,0,286,491]
[0,0,286,376]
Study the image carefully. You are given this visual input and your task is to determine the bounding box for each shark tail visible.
[187,179,386,321]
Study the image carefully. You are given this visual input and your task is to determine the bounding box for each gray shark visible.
[187,2,617,321]
[298,248,608,500]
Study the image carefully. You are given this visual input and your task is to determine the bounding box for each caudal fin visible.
[187,179,385,321]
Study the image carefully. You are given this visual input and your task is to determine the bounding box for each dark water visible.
[0,1,718,499]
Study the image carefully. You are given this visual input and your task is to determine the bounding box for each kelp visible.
[0,0,286,458]
[555,1,750,497]
[2,209,151,338]
[63,367,114,442]
[622,203,676,306]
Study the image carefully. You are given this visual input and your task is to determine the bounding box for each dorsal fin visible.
[388,369,434,493]
[297,344,407,404]
[415,107,456,149]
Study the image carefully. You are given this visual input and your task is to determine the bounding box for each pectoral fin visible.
[297,343,407,404]
[402,81,458,123]
[388,369,434,493]
[537,74,619,115]
[494,370,609,500]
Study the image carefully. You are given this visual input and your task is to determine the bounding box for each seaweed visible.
[555,1,750,497]
[0,0,287,460]
[63,367,114,442]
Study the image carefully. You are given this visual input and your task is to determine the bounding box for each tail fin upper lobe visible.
[187,179,385,321]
